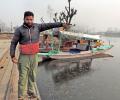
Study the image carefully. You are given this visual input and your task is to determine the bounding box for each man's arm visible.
[38,22,63,32]
[10,28,20,59]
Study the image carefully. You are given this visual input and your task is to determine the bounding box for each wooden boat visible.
[37,45,113,61]
[38,31,113,62]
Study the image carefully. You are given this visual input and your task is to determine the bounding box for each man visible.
[10,11,68,100]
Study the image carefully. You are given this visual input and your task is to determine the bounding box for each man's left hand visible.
[63,23,70,30]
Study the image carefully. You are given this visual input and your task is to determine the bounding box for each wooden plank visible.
[7,48,19,100]
[0,48,9,62]
[0,52,13,100]
[0,50,10,83]
[6,63,18,100]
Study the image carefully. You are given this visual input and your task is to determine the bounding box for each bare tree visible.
[53,0,77,24]
[53,12,65,23]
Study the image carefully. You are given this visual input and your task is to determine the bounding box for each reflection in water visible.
[43,59,92,84]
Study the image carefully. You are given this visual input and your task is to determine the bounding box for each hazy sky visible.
[0,0,120,31]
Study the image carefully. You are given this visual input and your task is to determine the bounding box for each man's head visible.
[24,11,34,27]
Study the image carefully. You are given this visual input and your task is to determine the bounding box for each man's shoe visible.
[18,97,24,100]
[27,91,38,99]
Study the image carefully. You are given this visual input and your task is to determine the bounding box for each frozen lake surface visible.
[37,37,120,100]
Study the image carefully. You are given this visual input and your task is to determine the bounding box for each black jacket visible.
[10,22,63,58]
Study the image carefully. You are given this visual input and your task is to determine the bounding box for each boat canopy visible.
[60,31,101,40]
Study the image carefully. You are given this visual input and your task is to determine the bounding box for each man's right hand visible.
[12,57,18,64]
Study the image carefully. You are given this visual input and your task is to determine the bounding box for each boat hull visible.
[38,45,113,61]
[50,45,113,60]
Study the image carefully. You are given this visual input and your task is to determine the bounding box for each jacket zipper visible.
[24,25,32,43]
[28,29,32,43]
[23,25,32,54]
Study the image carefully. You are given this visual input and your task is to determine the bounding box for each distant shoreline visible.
[103,33,120,37]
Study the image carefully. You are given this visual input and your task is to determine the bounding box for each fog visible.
[0,0,120,32]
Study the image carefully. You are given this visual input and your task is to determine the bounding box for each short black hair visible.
[24,11,34,19]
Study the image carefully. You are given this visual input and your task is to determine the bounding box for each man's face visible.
[24,16,34,26]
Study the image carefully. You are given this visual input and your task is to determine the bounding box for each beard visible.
[23,22,33,28]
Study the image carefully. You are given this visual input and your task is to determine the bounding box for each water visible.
[37,37,120,100]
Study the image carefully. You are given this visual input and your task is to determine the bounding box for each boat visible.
[38,45,113,61]
[37,31,113,62]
